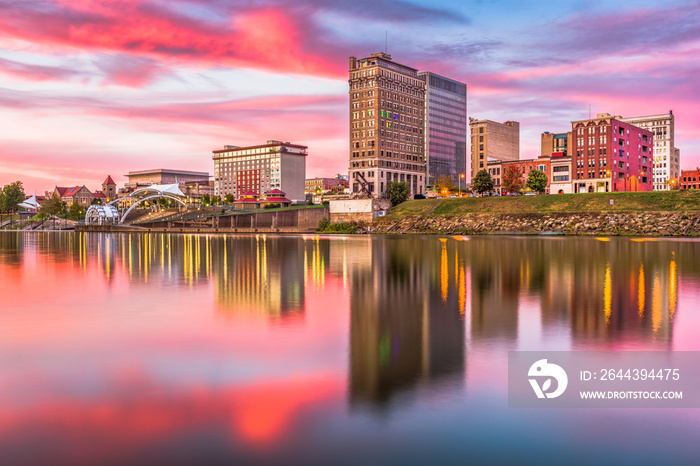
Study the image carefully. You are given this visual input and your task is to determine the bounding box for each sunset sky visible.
[1,0,698,194]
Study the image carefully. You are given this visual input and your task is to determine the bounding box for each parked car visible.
[413,194,426,200]
[449,194,457,198]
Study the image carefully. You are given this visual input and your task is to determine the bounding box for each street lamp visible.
[459,173,465,198]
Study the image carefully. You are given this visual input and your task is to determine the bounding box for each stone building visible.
[348,52,426,198]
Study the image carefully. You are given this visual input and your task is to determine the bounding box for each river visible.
[1,232,699,464]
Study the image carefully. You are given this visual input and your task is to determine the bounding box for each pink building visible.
[571,113,653,193]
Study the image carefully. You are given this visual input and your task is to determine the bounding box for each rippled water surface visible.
[1,232,699,464]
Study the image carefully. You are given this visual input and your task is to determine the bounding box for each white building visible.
[620,112,679,191]
[212,140,307,203]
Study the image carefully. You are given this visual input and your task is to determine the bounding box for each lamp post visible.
[459,173,465,197]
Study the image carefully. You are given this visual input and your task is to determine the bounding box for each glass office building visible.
[419,72,467,187]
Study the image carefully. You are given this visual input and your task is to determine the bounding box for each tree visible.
[68,202,86,220]
[39,193,66,217]
[526,169,548,194]
[211,195,222,205]
[434,174,454,196]
[472,170,494,195]
[224,193,235,204]
[502,165,524,194]
[386,180,410,206]
[1,181,25,213]
[201,194,211,206]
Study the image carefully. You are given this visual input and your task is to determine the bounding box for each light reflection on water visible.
[1,231,699,464]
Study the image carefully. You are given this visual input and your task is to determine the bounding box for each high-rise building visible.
[571,113,653,193]
[212,140,307,203]
[541,131,572,156]
[418,71,467,187]
[469,118,519,180]
[348,53,426,197]
[620,112,679,191]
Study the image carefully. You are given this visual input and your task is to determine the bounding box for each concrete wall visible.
[329,199,391,223]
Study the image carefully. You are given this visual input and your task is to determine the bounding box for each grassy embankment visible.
[388,191,700,217]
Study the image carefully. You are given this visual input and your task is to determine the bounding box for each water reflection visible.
[0,232,692,344]
[349,238,465,409]
[1,232,699,463]
[212,236,306,321]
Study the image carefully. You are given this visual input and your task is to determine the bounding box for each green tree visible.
[472,170,494,195]
[526,169,548,194]
[434,174,454,196]
[386,180,410,206]
[224,193,235,204]
[39,193,67,217]
[68,202,86,220]
[502,165,523,194]
[201,194,211,206]
[2,181,25,213]
[211,195,222,205]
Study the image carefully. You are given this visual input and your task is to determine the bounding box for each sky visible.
[1,0,699,194]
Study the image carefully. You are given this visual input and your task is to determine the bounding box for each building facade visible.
[571,113,653,193]
[550,153,573,194]
[349,53,426,197]
[418,71,467,187]
[680,168,700,189]
[125,169,209,189]
[212,141,307,203]
[502,156,552,194]
[487,160,502,193]
[469,118,519,180]
[305,177,349,194]
[541,131,573,156]
[53,186,95,206]
[620,112,679,191]
[102,176,117,202]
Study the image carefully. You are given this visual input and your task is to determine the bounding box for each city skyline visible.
[1,0,698,194]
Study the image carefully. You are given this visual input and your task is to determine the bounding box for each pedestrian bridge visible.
[106,183,186,224]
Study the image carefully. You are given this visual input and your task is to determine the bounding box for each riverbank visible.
[374,191,700,236]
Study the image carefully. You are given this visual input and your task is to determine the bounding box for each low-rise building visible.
[550,152,573,194]
[500,155,552,194]
[487,159,502,193]
[125,169,209,189]
[680,168,700,189]
[53,186,95,206]
[305,176,349,194]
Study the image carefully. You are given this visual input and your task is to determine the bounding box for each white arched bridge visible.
[85,183,187,225]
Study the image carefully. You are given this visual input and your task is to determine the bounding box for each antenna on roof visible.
[385,31,388,53]
[588,104,591,119]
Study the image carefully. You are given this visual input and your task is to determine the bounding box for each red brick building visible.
[491,155,551,194]
[571,113,653,193]
[680,168,700,189]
